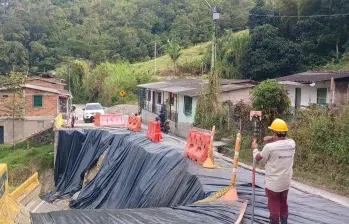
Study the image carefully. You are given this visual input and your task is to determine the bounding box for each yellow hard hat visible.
[268,118,289,132]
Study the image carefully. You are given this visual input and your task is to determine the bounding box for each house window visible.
[170,93,175,105]
[147,90,151,102]
[37,121,44,129]
[1,95,8,98]
[184,96,192,116]
[317,88,327,105]
[157,92,162,104]
[33,95,43,107]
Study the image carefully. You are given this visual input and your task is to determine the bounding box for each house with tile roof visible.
[0,76,72,144]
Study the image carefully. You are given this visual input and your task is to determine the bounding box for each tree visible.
[248,0,281,30]
[56,60,89,103]
[252,79,290,122]
[166,39,182,76]
[3,72,27,150]
[241,25,303,80]
[85,62,116,102]
[216,30,251,79]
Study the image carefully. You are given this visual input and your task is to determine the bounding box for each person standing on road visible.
[251,118,296,224]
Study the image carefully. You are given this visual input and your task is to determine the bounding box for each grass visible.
[131,42,210,76]
[314,53,349,71]
[0,142,54,188]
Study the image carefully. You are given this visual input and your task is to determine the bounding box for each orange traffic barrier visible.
[99,113,126,127]
[147,121,163,143]
[184,129,212,164]
[94,113,101,126]
[127,115,142,132]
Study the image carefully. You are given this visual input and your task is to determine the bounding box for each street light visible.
[204,0,220,75]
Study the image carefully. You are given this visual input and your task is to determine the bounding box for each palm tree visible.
[166,39,182,76]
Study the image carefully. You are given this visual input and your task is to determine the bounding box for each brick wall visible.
[0,91,21,116]
[24,88,58,117]
[27,79,65,90]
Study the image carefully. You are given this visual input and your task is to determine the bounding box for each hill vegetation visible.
[0,0,254,74]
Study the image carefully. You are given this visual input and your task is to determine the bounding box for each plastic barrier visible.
[55,114,64,129]
[147,121,163,143]
[127,115,141,132]
[99,114,126,127]
[0,164,19,224]
[184,130,212,164]
[0,163,41,224]
[94,113,101,126]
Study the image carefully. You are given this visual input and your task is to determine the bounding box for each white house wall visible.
[219,88,253,105]
[178,95,198,124]
[286,81,330,108]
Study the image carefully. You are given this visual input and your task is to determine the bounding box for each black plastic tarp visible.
[31,204,241,224]
[53,129,119,197]
[70,133,205,209]
[35,129,349,224]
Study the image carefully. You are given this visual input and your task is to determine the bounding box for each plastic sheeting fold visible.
[36,129,349,224]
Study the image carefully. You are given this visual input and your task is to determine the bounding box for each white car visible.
[83,103,105,123]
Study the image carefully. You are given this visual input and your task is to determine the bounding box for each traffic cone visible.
[203,126,216,169]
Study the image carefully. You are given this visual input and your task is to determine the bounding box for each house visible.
[0,76,72,144]
[137,78,258,138]
[278,71,349,109]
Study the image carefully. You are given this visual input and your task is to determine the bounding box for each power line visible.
[250,13,349,18]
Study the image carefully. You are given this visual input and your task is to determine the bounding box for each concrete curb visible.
[165,133,349,208]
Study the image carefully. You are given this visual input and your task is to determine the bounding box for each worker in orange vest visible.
[251,119,296,224]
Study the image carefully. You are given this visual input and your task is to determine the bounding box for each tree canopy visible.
[0,0,255,74]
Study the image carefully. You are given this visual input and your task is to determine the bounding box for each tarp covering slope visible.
[35,129,349,224]
[70,133,205,209]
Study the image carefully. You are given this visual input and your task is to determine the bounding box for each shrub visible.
[289,107,349,189]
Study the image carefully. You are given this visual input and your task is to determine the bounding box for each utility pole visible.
[204,0,219,75]
[154,41,157,76]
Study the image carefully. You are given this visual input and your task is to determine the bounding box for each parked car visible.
[83,103,105,123]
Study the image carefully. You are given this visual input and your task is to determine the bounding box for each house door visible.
[295,88,301,109]
[0,126,4,144]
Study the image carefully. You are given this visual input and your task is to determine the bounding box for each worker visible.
[251,118,296,224]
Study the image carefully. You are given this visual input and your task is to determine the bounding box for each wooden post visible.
[231,133,241,186]
[26,138,30,149]
[329,77,334,110]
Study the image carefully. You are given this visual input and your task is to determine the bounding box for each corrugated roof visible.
[278,81,306,86]
[277,71,349,83]
[28,77,66,85]
[138,78,257,97]
[0,84,72,97]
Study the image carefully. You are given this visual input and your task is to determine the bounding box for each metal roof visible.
[277,71,349,83]
[138,78,257,97]
[278,81,306,86]
[0,84,72,97]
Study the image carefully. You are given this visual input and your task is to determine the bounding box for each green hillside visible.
[132,42,210,76]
